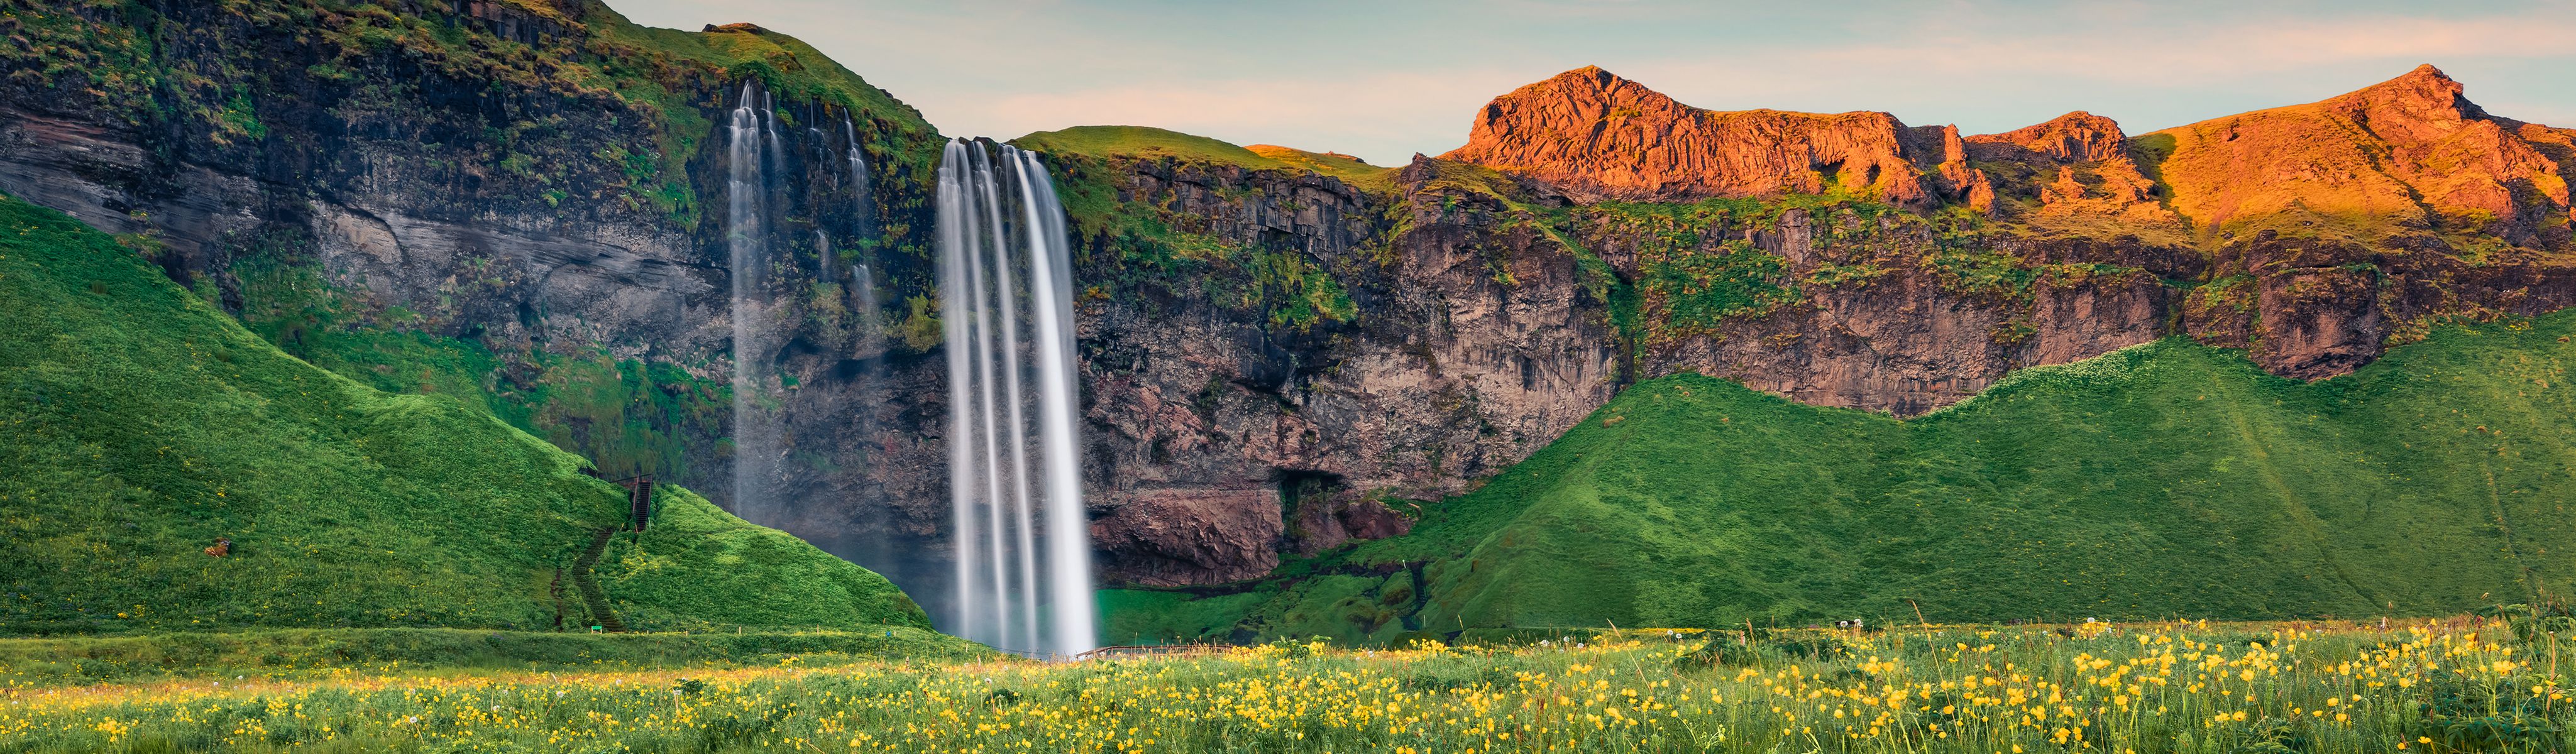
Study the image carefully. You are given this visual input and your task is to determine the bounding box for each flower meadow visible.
[1,620,2565,753]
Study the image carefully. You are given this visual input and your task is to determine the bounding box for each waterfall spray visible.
[937,139,1096,657]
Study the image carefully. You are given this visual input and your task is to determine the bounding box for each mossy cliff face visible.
[0,1,945,533]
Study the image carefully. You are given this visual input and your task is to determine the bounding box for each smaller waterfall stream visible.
[937,139,1095,657]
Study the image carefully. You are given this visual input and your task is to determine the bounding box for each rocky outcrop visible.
[1060,156,1618,584]
[1570,201,2192,414]
[1441,67,1984,209]
[1964,112,2172,222]
[2177,231,2576,380]
[2150,65,2573,246]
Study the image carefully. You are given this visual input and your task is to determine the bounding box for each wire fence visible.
[972,644,1233,662]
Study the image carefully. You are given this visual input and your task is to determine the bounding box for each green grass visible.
[585,3,946,182]
[0,195,928,636]
[1111,314,2576,642]
[1015,126,1296,172]
[598,486,928,632]
[1245,144,1399,192]
[230,256,733,481]
[0,625,985,687]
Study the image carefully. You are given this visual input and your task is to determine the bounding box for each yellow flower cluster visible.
[0,620,2563,752]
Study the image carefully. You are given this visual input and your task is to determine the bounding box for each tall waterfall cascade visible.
[725,82,779,526]
[937,139,1096,657]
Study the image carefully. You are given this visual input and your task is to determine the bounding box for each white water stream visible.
[936,139,1095,657]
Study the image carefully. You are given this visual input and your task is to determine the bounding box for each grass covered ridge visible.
[0,196,927,635]
[1109,313,2576,644]
[1019,126,1387,335]
[1016,126,1295,172]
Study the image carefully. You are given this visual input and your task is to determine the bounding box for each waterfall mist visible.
[937,139,1096,657]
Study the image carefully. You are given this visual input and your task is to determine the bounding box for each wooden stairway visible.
[570,526,624,633]
[563,467,649,631]
[625,476,654,532]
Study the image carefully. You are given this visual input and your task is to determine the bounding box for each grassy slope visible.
[0,625,983,687]
[1016,126,1294,170]
[1109,317,2576,642]
[580,2,947,180]
[1016,126,1400,191]
[0,196,929,636]
[600,486,928,631]
[1244,145,1400,192]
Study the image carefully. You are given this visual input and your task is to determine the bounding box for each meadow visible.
[1,618,2563,753]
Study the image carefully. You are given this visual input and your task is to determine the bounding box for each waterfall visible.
[844,118,876,243]
[727,82,780,525]
[853,263,876,322]
[815,230,833,282]
[937,139,1096,657]
[842,117,876,315]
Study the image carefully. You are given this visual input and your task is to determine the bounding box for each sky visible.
[608,0,2576,167]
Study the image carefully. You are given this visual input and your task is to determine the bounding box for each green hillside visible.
[1107,317,2576,643]
[1015,126,1296,171]
[0,196,930,636]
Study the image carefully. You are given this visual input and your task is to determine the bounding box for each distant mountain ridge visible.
[2147,64,2573,248]
[1441,64,2574,249]
[1438,65,1991,209]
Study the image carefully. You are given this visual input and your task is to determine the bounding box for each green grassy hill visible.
[1016,126,1398,190]
[1016,126,1297,171]
[1106,315,2576,643]
[0,196,930,636]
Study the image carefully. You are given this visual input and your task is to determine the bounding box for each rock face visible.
[1963,112,2171,221]
[1611,212,2189,415]
[1441,67,1984,208]
[2150,65,2574,246]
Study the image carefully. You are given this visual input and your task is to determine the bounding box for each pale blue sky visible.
[610,0,2576,166]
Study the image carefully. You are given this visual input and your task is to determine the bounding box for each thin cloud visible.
[961,68,1536,163]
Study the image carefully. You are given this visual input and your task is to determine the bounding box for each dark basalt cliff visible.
[6,1,2575,606]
